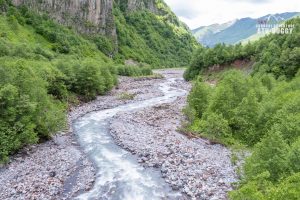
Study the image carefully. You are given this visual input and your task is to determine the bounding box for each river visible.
[74,77,187,200]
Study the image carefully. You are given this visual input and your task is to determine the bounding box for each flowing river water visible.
[73,77,188,200]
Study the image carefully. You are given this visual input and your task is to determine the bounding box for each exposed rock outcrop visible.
[11,0,161,37]
[12,0,116,37]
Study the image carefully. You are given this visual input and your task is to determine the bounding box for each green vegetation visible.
[113,1,198,67]
[0,0,198,162]
[184,18,300,80]
[185,18,300,200]
[118,92,136,100]
[0,2,119,162]
[186,70,300,199]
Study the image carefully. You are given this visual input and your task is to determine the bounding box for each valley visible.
[0,0,299,199]
[0,70,237,199]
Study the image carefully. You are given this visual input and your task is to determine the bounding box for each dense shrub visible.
[288,138,300,173]
[244,131,290,182]
[0,5,119,162]
[188,69,300,143]
[92,36,114,56]
[187,77,212,118]
[0,60,66,162]
[186,71,300,199]
[199,112,231,140]
[74,62,106,101]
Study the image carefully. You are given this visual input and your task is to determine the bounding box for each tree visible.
[0,84,37,162]
[208,70,248,121]
[288,138,300,173]
[271,173,300,200]
[187,77,212,118]
[232,90,261,145]
[244,131,290,182]
[75,63,105,100]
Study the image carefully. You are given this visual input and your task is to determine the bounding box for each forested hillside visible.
[184,18,300,199]
[114,3,197,67]
[185,18,300,80]
[9,0,198,67]
[113,1,198,67]
[0,0,178,162]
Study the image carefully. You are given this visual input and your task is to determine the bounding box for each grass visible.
[117,92,136,100]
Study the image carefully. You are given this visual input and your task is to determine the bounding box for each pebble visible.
[0,70,238,199]
[0,73,167,199]
[109,70,238,199]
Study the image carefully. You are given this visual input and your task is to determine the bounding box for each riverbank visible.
[0,69,237,200]
[109,74,237,199]
[0,72,168,199]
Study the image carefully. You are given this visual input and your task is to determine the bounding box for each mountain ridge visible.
[193,12,299,47]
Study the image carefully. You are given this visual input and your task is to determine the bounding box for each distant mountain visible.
[193,12,299,47]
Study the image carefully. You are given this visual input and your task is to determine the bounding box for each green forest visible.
[185,18,300,199]
[113,1,198,67]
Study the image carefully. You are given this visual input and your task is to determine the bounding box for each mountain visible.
[11,0,198,67]
[193,12,299,47]
[192,20,236,43]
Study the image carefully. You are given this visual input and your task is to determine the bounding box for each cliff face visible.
[12,0,116,38]
[11,0,196,66]
[119,0,158,12]
[11,0,160,37]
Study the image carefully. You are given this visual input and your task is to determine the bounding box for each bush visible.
[0,84,37,162]
[244,132,290,182]
[271,173,300,200]
[187,77,211,118]
[92,36,114,56]
[208,70,249,121]
[288,138,300,173]
[74,63,105,100]
[199,112,231,140]
[232,90,261,145]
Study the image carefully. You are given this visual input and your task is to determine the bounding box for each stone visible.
[49,171,56,178]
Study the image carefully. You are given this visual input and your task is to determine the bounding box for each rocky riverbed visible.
[0,69,237,200]
[0,73,167,200]
[109,74,237,199]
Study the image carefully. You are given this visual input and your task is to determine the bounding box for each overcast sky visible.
[164,0,300,29]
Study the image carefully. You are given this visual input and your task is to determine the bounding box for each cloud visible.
[226,0,271,3]
[164,0,300,29]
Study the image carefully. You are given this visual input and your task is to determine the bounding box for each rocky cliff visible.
[12,0,161,38]
[12,0,116,39]
[11,0,197,66]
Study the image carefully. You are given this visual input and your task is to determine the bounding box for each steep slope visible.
[193,12,299,47]
[12,0,116,37]
[11,0,198,67]
[113,1,198,67]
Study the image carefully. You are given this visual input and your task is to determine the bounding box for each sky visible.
[164,0,300,29]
